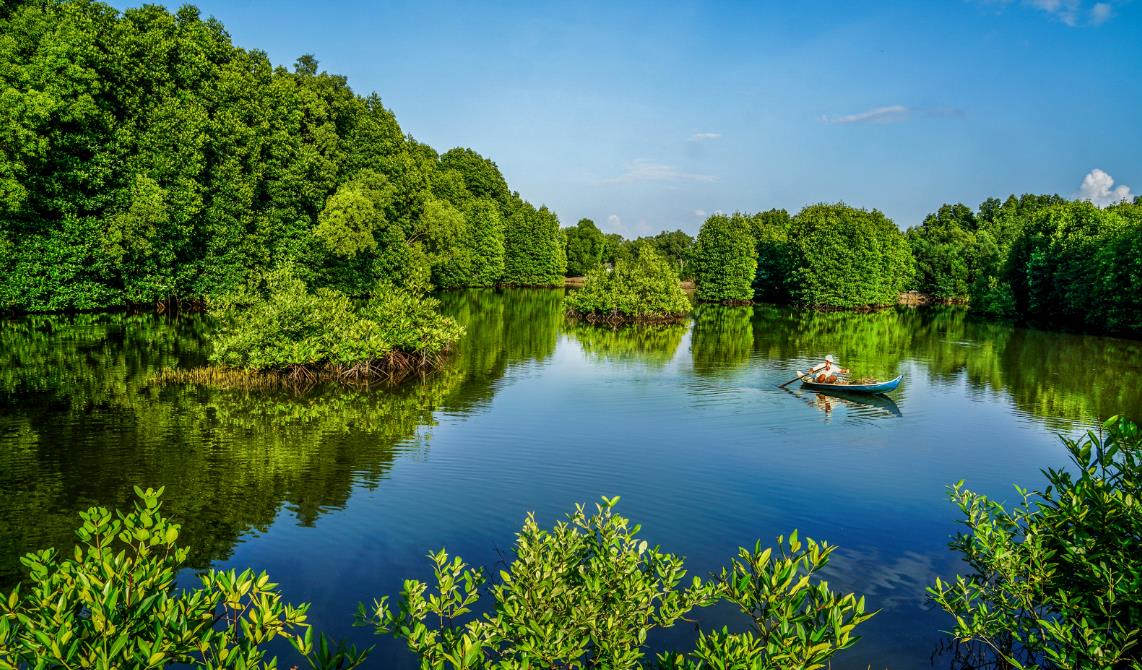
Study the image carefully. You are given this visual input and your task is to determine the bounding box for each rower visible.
[807,354,849,384]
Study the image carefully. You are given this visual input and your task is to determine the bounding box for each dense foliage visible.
[0,487,366,669]
[929,416,1142,669]
[502,203,567,286]
[692,214,758,303]
[785,204,913,308]
[563,218,606,276]
[905,196,1142,335]
[0,0,563,311]
[566,247,691,323]
[209,269,463,375]
[601,230,694,279]
[748,209,795,303]
[364,497,874,669]
[1007,201,1139,334]
[906,204,977,301]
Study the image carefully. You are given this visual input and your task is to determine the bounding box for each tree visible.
[439,147,511,212]
[906,203,976,301]
[747,209,793,303]
[692,214,757,303]
[0,1,544,311]
[502,203,566,285]
[645,229,694,279]
[787,203,912,308]
[563,218,606,276]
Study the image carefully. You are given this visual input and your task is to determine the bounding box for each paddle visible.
[778,368,814,388]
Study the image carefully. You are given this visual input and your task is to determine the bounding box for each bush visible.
[787,203,912,308]
[929,416,1142,669]
[208,268,463,376]
[566,247,691,323]
[0,487,367,669]
[692,214,758,304]
[363,497,874,669]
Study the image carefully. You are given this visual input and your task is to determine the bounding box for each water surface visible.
[2,289,1139,668]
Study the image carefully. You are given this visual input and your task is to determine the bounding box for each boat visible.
[798,373,903,394]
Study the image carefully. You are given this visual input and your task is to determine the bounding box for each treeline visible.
[908,196,1142,335]
[563,218,695,279]
[0,0,567,312]
[691,204,912,308]
[687,197,1142,337]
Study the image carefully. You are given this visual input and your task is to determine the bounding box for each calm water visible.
[2,289,1140,668]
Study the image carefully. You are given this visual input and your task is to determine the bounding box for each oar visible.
[778,368,813,388]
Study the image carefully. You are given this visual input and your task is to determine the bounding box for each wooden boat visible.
[799,373,903,394]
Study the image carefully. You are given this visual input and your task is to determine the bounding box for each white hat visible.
[825,355,834,363]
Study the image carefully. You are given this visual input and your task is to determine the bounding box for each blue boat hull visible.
[800,374,902,394]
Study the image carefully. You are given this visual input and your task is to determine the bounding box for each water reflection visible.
[0,289,568,584]
[564,321,687,368]
[784,388,903,420]
[691,304,753,376]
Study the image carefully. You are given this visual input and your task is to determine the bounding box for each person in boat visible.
[808,355,848,384]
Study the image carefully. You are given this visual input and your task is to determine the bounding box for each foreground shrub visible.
[929,416,1142,669]
[692,214,758,304]
[787,203,913,308]
[566,247,691,324]
[363,497,874,669]
[208,269,463,379]
[0,487,366,669]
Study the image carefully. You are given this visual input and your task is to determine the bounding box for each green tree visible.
[787,203,912,308]
[502,203,566,285]
[563,218,606,276]
[644,229,694,279]
[748,209,794,302]
[0,1,543,311]
[692,214,757,303]
[906,203,976,301]
[439,147,511,212]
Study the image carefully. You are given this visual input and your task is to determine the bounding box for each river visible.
[1,288,1139,667]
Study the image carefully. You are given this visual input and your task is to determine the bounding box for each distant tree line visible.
[907,195,1141,336]
[0,0,567,312]
[686,197,1142,336]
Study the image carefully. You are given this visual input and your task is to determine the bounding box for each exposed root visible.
[152,350,451,391]
[566,309,687,326]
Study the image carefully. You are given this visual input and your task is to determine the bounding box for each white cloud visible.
[1077,168,1133,206]
[1091,2,1113,23]
[603,159,718,184]
[821,105,965,125]
[693,209,707,218]
[983,0,1116,26]
[688,132,721,142]
[602,213,652,238]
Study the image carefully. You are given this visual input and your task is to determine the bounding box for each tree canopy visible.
[0,0,564,311]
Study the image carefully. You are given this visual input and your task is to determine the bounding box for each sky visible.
[109,0,1142,235]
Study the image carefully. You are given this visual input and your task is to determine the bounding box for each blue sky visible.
[111,0,1141,235]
